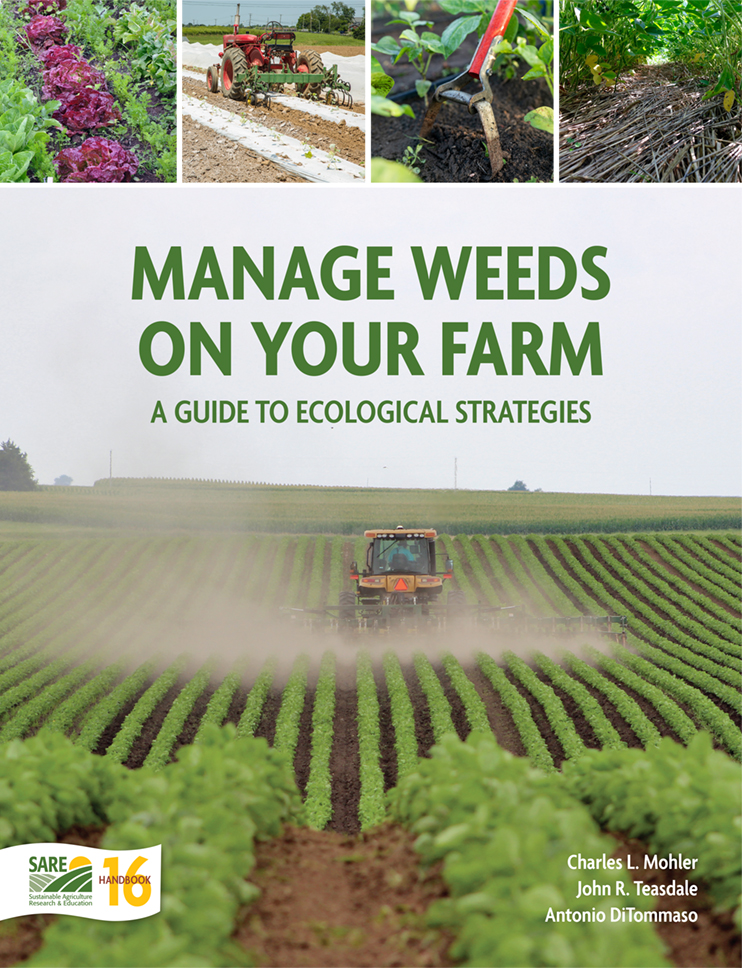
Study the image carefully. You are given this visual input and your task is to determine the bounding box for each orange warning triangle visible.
[394,578,408,591]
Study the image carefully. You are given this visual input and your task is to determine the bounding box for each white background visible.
[1,183,740,496]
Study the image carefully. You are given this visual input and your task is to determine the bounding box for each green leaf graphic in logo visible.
[29,872,55,893]
[44,857,93,894]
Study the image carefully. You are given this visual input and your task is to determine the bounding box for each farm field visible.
[181,28,364,184]
[0,477,739,534]
[0,505,740,966]
[0,0,175,182]
[560,0,742,183]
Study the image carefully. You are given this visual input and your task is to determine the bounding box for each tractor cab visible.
[368,532,431,575]
[349,527,452,605]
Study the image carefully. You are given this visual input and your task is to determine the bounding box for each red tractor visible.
[206,20,351,105]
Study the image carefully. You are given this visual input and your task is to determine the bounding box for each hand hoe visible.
[419,0,518,177]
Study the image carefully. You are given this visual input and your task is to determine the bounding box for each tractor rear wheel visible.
[296,48,324,96]
[339,590,356,627]
[221,47,248,100]
[206,65,219,92]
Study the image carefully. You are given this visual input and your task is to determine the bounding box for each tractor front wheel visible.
[296,49,324,96]
[221,47,248,100]
[206,65,219,93]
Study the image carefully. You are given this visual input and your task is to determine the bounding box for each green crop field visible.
[183,26,365,48]
[0,478,739,535]
[0,482,739,966]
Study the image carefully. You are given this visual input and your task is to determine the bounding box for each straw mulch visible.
[559,63,742,183]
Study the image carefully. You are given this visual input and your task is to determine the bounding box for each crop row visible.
[7,639,729,785]
[0,0,174,181]
[0,533,738,771]
[4,721,739,967]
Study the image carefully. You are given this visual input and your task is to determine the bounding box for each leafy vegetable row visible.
[391,731,668,968]
[1,725,301,967]
[357,650,385,830]
[304,650,336,829]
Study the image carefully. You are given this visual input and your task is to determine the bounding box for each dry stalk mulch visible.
[560,63,742,183]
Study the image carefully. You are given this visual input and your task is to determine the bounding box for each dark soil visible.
[294,686,315,798]
[234,823,454,968]
[254,686,282,747]
[401,663,435,758]
[122,679,183,768]
[504,666,566,766]
[612,837,742,968]
[589,667,686,745]
[465,662,527,756]
[327,687,361,834]
[371,12,553,183]
[374,666,399,792]
[433,663,469,741]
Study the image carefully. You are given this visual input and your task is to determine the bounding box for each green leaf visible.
[399,28,422,44]
[371,36,401,56]
[517,7,550,40]
[371,158,422,183]
[415,79,432,99]
[439,15,480,58]
[516,42,542,66]
[371,57,395,98]
[504,14,519,43]
[370,94,415,118]
[420,31,446,54]
[524,106,554,134]
[538,38,554,65]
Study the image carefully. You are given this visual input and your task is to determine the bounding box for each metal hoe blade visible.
[419,0,517,178]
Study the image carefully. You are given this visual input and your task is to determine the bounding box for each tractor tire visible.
[206,65,219,93]
[339,590,356,627]
[296,48,324,96]
[221,46,248,100]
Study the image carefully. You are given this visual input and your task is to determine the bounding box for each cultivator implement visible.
[419,0,518,177]
[207,19,353,107]
[279,601,628,642]
[280,526,628,640]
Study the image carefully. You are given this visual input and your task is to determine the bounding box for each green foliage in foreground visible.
[562,733,742,924]
[390,732,669,968]
[0,726,300,967]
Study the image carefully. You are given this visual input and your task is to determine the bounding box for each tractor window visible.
[371,537,429,574]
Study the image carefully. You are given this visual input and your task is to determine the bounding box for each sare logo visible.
[0,844,162,922]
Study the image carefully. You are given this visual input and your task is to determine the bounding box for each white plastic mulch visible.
[182,93,365,183]
[181,68,365,131]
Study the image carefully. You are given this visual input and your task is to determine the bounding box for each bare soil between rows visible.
[182,73,365,183]
[235,824,454,967]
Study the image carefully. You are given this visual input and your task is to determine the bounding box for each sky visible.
[1,184,741,497]
[182,0,364,26]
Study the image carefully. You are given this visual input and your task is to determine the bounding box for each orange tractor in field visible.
[206,20,353,106]
[280,525,628,639]
[339,526,459,628]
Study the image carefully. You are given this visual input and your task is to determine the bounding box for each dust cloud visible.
[101,588,622,690]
